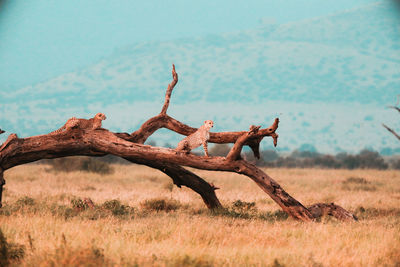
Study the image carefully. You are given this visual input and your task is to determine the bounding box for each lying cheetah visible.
[50,113,106,134]
[176,120,214,157]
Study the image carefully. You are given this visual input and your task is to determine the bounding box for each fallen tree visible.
[0,65,357,221]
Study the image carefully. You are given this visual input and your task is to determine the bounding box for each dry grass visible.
[1,164,400,266]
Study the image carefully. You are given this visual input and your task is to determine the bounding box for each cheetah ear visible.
[204,120,207,124]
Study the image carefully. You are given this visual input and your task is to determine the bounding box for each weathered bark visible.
[0,64,356,222]
[0,127,314,220]
[128,114,279,158]
[226,125,261,161]
[308,203,358,221]
[127,159,221,209]
[0,168,4,208]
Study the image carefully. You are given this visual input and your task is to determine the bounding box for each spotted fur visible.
[176,120,214,157]
[50,113,106,135]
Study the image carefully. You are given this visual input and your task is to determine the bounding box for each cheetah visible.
[50,113,106,134]
[176,120,214,157]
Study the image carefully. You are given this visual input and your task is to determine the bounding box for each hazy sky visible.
[0,0,379,91]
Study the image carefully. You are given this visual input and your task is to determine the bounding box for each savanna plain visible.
[0,161,399,266]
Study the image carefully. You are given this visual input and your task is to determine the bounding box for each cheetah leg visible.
[203,141,209,157]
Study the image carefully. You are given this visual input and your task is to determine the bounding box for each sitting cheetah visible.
[176,120,214,157]
[50,113,106,134]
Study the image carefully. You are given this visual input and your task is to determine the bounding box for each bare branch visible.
[129,65,279,154]
[129,114,279,156]
[226,125,260,161]
[0,133,18,152]
[382,123,400,141]
[160,64,178,115]
[387,105,400,114]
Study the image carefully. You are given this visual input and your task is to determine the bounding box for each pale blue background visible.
[0,0,399,154]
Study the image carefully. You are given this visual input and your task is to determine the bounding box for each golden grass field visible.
[0,163,399,266]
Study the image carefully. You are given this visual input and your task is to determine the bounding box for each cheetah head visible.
[95,113,107,121]
[204,120,214,130]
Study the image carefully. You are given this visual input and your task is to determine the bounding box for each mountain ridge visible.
[1,1,399,153]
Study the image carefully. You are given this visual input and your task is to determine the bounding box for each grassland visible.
[0,164,399,266]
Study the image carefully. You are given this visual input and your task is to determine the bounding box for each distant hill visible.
[1,2,399,154]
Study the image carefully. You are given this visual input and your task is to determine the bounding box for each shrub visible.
[231,200,257,214]
[254,149,391,170]
[15,196,35,206]
[71,198,90,211]
[209,200,259,219]
[342,177,369,184]
[388,158,400,169]
[342,177,377,191]
[166,254,214,267]
[141,198,180,212]
[37,242,112,266]
[0,229,25,266]
[102,199,134,216]
[45,156,114,175]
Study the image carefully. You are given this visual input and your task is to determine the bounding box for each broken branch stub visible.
[0,64,357,222]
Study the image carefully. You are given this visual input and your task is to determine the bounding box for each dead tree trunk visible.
[0,64,356,222]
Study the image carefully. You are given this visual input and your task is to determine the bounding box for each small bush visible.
[209,207,246,219]
[210,200,259,219]
[354,206,400,220]
[37,243,112,266]
[342,177,377,191]
[342,177,369,184]
[231,200,257,214]
[261,210,289,221]
[54,205,78,220]
[252,149,393,170]
[0,196,39,216]
[166,254,214,267]
[102,199,134,216]
[45,156,114,175]
[71,198,90,211]
[0,229,25,266]
[388,158,400,169]
[141,198,180,212]
[15,196,35,206]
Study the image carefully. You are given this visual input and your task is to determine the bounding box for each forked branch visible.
[226,125,261,161]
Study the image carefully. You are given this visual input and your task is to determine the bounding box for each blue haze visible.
[0,1,399,154]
